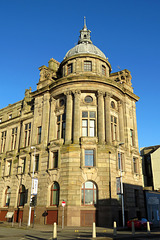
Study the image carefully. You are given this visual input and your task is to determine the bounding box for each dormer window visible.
[9,114,12,119]
[67,63,73,75]
[0,118,2,123]
[84,61,92,72]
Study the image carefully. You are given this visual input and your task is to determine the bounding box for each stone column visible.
[118,100,125,143]
[73,90,81,144]
[49,97,56,141]
[64,91,72,144]
[97,90,105,144]
[105,92,111,144]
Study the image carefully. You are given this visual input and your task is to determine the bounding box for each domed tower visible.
[59,19,111,78]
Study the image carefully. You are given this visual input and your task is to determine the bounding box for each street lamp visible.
[118,142,125,227]
[27,146,36,227]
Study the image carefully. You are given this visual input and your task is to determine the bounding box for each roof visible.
[64,19,106,60]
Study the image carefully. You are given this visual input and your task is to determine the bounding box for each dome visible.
[64,19,107,60]
[64,42,106,59]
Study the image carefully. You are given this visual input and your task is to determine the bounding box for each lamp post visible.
[28,146,36,227]
[119,142,125,227]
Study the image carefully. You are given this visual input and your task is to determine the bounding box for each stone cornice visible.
[49,75,139,101]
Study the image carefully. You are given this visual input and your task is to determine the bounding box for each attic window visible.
[0,118,2,123]
[84,61,92,72]
[9,114,12,119]
[102,65,106,76]
[67,63,73,75]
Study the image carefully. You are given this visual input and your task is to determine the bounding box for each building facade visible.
[0,22,145,227]
[141,145,160,226]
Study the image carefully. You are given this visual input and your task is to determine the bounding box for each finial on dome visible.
[84,16,87,29]
[78,17,92,44]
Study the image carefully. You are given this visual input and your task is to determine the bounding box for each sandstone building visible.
[0,22,145,226]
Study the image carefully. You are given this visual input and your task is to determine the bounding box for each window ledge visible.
[81,167,98,173]
[80,137,98,144]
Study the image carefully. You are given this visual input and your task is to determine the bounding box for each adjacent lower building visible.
[0,21,145,227]
[141,145,160,226]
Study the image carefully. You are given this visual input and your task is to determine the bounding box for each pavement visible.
[0,221,160,239]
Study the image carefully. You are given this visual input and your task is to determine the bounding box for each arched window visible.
[81,181,97,205]
[19,185,26,207]
[50,182,59,206]
[4,187,11,207]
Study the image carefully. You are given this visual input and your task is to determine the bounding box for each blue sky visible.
[0,0,159,149]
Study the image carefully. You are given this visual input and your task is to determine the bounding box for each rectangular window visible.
[118,152,123,171]
[9,114,12,119]
[85,150,94,167]
[133,157,138,174]
[130,129,134,146]
[51,151,58,169]
[1,131,7,153]
[37,126,42,144]
[11,127,17,150]
[57,114,65,139]
[0,118,2,123]
[21,158,26,174]
[67,63,73,74]
[34,155,39,172]
[84,61,92,71]
[18,157,26,174]
[111,116,117,141]
[24,123,31,147]
[82,111,96,137]
[102,65,106,75]
[6,160,12,176]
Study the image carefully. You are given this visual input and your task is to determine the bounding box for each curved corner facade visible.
[0,25,145,227]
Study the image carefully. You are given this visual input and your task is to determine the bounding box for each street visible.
[0,224,160,240]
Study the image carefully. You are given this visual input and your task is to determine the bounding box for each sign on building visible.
[31,178,38,195]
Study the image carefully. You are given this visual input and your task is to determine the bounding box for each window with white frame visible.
[82,111,96,137]
[1,131,7,153]
[57,113,65,139]
[11,127,17,150]
[85,149,94,167]
[81,181,97,205]
[24,123,31,147]
[111,116,117,141]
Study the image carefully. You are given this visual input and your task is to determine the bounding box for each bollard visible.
[132,221,135,235]
[92,222,96,238]
[147,221,150,234]
[52,222,57,240]
[12,217,14,227]
[19,218,21,228]
[113,221,117,236]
